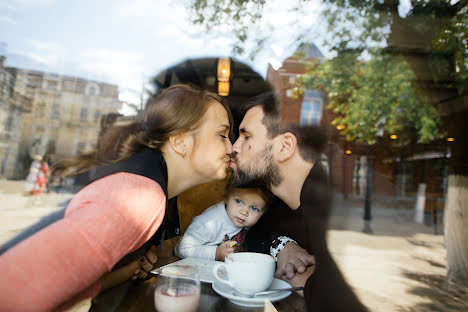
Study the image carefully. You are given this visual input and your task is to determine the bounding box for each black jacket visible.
[245,164,368,311]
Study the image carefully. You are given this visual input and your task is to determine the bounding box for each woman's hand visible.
[215,241,236,261]
[132,248,158,280]
[101,248,159,291]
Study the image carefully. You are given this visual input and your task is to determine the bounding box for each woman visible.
[25,154,42,195]
[0,84,233,311]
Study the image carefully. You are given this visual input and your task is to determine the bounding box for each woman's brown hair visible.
[55,84,233,177]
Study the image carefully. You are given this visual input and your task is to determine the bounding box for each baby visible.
[175,184,270,261]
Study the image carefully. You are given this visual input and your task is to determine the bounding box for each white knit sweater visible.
[174,201,243,260]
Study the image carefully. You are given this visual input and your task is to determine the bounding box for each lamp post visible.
[363,147,374,233]
[362,121,385,234]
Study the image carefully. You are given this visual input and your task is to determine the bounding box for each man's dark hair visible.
[241,92,280,138]
[241,92,329,163]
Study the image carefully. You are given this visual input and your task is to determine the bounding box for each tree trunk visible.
[445,175,468,285]
[445,109,468,286]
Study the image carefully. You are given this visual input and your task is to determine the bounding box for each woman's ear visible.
[168,133,188,158]
[277,132,297,162]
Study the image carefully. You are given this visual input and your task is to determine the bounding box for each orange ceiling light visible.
[336,125,345,130]
[218,81,230,97]
[217,58,231,82]
[217,58,231,96]
[345,149,352,155]
[390,134,398,140]
[447,137,455,142]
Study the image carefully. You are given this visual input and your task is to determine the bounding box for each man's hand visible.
[281,265,314,297]
[215,241,236,261]
[275,242,315,279]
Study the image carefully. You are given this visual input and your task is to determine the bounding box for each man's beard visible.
[230,144,283,189]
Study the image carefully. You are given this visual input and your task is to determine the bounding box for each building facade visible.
[0,57,122,179]
[0,56,32,179]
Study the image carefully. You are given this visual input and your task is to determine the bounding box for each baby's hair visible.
[224,180,273,211]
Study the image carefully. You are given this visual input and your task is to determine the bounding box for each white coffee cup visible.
[212,252,275,295]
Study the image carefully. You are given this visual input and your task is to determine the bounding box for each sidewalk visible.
[329,198,466,311]
[0,180,466,311]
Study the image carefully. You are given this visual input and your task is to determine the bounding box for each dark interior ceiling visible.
[151,57,274,138]
[152,57,272,98]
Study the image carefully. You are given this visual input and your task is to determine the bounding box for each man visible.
[230,93,368,311]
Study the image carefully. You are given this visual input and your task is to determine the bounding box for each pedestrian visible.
[24,154,42,195]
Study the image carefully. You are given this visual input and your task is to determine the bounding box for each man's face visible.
[230,106,282,188]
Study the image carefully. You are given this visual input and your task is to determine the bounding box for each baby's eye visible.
[250,206,258,212]
[235,199,242,204]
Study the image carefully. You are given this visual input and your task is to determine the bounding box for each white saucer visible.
[212,278,292,307]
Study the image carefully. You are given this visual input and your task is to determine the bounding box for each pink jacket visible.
[0,172,166,311]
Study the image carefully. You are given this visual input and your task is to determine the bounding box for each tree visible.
[297,51,440,144]
[188,0,468,285]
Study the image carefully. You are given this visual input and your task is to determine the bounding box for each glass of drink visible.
[154,265,200,312]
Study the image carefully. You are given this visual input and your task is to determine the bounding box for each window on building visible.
[82,96,89,107]
[300,90,323,125]
[80,108,88,121]
[51,103,60,119]
[46,80,58,90]
[46,140,56,154]
[77,142,86,154]
[86,84,100,96]
[4,113,13,132]
[94,110,101,121]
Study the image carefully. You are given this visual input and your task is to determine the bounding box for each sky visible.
[0,0,333,114]
[1,0,421,115]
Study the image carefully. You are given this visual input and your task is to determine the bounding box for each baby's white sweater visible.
[174,201,243,260]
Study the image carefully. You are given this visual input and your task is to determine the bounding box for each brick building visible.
[266,43,355,196]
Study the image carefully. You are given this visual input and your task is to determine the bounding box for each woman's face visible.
[188,100,232,182]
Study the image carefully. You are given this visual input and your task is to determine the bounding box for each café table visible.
[97,257,307,312]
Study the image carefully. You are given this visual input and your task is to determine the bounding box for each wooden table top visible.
[91,257,306,312]
[109,278,306,312]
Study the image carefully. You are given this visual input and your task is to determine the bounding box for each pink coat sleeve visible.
[0,172,166,312]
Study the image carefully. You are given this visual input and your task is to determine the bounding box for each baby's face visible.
[225,189,266,228]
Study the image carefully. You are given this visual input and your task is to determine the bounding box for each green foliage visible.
[187,0,462,144]
[297,52,441,144]
[429,2,468,91]
[188,0,267,59]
